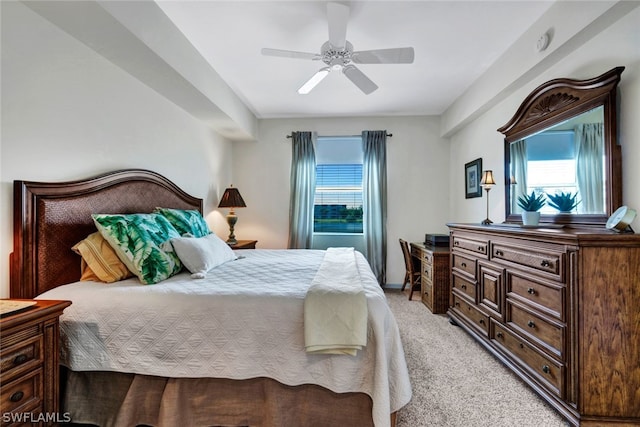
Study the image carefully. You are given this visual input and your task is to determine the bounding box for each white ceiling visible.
[156,1,554,119]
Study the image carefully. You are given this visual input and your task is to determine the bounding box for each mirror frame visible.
[498,66,624,227]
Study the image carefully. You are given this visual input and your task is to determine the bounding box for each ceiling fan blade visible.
[352,47,415,64]
[261,48,320,60]
[327,2,349,49]
[298,68,331,94]
[342,65,378,95]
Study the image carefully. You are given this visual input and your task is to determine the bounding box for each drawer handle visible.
[455,302,460,307]
[527,320,536,328]
[527,287,536,295]
[479,319,485,325]
[496,332,504,339]
[461,262,467,268]
[454,241,460,246]
[542,365,551,374]
[541,260,552,268]
[495,249,504,256]
[461,284,467,290]
[10,391,24,403]
[13,354,28,365]
[478,246,485,252]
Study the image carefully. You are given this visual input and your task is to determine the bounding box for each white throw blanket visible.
[304,247,368,355]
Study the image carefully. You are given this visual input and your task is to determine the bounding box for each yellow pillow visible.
[72,232,133,283]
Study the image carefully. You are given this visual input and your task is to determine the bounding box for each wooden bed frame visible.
[11,169,202,300]
[10,169,396,427]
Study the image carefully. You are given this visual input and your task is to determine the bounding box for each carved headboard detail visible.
[11,169,203,299]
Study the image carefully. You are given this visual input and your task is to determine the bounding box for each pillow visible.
[72,232,133,283]
[154,207,211,238]
[78,263,102,282]
[170,233,237,279]
[92,213,183,284]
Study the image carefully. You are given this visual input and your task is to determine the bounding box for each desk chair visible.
[399,239,421,300]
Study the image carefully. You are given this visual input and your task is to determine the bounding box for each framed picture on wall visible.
[465,158,482,199]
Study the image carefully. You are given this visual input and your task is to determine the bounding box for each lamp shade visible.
[480,170,496,187]
[218,187,246,208]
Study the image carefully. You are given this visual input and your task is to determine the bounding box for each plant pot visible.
[522,211,541,226]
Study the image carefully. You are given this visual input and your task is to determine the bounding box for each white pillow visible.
[170,233,237,279]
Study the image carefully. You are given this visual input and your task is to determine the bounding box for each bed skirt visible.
[61,369,390,427]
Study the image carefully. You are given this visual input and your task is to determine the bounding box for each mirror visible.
[498,67,624,227]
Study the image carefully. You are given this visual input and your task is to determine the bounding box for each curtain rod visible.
[286,133,392,139]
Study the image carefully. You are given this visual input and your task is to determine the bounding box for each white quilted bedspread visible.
[37,249,411,427]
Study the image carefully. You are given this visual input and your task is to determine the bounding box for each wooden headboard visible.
[11,169,203,299]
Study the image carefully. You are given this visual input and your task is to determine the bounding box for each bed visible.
[10,169,412,427]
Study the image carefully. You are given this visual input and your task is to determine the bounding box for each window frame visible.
[313,136,364,235]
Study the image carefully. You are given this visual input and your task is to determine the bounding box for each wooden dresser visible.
[447,223,640,426]
[0,300,71,425]
[410,243,450,314]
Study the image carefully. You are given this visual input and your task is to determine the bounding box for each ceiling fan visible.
[261,2,414,95]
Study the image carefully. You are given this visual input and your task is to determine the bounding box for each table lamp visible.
[218,186,246,244]
[480,170,496,225]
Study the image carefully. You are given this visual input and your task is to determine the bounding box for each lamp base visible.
[226,211,238,245]
[482,186,493,226]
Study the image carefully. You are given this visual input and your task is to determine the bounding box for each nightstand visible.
[228,240,258,250]
[0,300,71,423]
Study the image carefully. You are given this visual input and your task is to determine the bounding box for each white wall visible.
[0,2,233,297]
[231,116,450,286]
[448,7,640,231]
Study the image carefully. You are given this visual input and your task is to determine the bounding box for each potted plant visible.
[517,191,546,225]
[546,191,580,213]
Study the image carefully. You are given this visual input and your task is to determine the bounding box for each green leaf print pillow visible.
[154,208,211,238]
[92,213,183,284]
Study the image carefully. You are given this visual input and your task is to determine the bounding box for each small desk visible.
[228,240,257,250]
[410,243,451,314]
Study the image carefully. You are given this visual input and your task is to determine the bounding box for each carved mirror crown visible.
[498,66,624,227]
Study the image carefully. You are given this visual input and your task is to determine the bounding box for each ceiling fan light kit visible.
[262,2,415,95]
[298,68,330,94]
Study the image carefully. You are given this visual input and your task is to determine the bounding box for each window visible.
[314,136,363,234]
[525,130,578,214]
[527,159,577,214]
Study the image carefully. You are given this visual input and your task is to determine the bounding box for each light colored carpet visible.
[385,290,569,427]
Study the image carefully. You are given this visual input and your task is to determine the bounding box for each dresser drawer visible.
[507,272,564,320]
[492,322,564,397]
[507,300,564,357]
[478,262,503,319]
[452,236,489,258]
[0,335,43,380]
[0,367,43,415]
[491,242,563,280]
[452,294,488,336]
[452,272,476,301]
[422,261,433,279]
[421,282,433,310]
[452,252,476,277]
[410,245,423,260]
[422,270,433,286]
[421,250,433,265]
